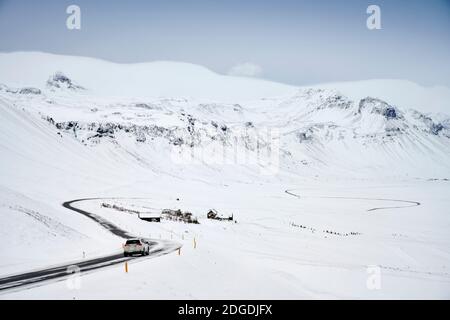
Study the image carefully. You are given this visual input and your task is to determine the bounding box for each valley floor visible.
[1,176,449,299]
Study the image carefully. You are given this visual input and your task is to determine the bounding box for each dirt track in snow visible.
[285,190,420,211]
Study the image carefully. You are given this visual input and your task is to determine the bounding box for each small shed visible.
[138,212,161,222]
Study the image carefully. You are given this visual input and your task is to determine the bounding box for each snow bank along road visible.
[0,198,180,293]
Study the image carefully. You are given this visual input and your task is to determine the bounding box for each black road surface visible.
[0,198,179,293]
[62,198,135,239]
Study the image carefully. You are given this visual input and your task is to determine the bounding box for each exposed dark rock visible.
[431,122,443,135]
[296,131,312,142]
[19,87,41,95]
[47,72,84,90]
[172,137,184,146]
[134,103,161,110]
[383,107,397,119]
[96,123,115,136]
[359,97,401,120]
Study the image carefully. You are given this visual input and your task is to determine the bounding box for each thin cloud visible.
[228,62,263,77]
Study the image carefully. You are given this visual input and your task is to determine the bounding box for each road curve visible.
[0,198,180,293]
[285,189,420,212]
[62,198,135,239]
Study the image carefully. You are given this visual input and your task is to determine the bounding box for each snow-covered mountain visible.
[310,79,450,115]
[1,52,449,299]
[0,52,296,102]
[1,54,448,179]
[2,52,449,113]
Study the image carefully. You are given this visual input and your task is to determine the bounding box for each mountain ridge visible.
[1,51,449,115]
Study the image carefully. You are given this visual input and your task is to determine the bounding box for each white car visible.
[123,238,150,257]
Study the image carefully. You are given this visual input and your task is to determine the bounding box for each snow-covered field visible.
[0,52,449,299]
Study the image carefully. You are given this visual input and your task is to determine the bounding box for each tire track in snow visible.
[285,190,420,212]
[283,190,450,281]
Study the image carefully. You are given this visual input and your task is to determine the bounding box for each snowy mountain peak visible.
[46,72,85,91]
[0,51,449,179]
[358,97,402,120]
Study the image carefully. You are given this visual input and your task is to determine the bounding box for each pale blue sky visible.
[0,0,449,86]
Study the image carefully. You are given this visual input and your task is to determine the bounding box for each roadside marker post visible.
[178,248,181,256]
[125,261,128,273]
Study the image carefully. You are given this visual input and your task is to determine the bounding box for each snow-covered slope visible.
[0,52,449,298]
[2,82,448,178]
[0,52,296,102]
[310,79,450,115]
[2,52,449,114]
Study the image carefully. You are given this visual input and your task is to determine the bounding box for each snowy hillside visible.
[0,52,449,299]
[1,52,449,113]
[0,52,296,102]
[312,79,450,115]
[1,68,448,178]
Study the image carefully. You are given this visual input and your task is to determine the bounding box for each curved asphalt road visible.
[0,198,180,293]
[62,198,135,238]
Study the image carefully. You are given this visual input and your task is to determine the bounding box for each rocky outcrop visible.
[47,72,85,91]
[358,97,401,120]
